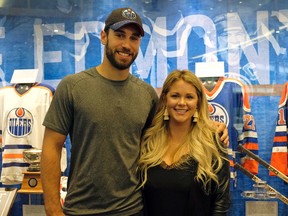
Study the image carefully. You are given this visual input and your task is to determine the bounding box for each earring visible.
[164,107,169,120]
[193,110,199,122]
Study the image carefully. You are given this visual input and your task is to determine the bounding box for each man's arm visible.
[213,121,229,147]
[41,127,67,216]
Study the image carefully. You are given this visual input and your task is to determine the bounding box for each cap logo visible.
[122,8,137,20]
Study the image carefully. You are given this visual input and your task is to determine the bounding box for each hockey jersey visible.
[0,83,54,185]
[270,82,288,176]
[202,77,259,184]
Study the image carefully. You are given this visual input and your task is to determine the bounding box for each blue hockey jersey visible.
[202,77,259,183]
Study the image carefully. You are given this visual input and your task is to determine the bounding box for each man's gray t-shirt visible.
[43,67,158,215]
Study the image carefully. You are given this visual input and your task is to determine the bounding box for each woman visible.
[138,69,230,216]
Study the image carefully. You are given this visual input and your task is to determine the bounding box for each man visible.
[41,7,228,216]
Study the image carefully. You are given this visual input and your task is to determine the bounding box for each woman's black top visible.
[143,156,230,216]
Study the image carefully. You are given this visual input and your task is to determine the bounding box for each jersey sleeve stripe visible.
[2,153,23,159]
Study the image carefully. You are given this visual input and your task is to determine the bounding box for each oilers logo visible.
[208,102,229,126]
[7,107,33,137]
[122,8,137,20]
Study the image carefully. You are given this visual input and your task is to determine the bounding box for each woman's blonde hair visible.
[138,69,227,190]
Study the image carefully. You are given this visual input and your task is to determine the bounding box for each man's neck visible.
[96,63,130,81]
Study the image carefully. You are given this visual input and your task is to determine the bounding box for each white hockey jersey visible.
[0,83,54,184]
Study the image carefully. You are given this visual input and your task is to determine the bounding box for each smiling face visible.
[103,24,141,70]
[165,79,198,126]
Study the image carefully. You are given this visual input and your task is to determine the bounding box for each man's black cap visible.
[104,7,144,36]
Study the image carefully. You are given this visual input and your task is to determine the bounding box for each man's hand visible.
[214,121,229,147]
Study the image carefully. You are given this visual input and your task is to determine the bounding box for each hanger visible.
[15,83,35,94]
[201,77,222,91]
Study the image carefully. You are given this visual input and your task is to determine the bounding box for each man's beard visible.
[105,43,138,70]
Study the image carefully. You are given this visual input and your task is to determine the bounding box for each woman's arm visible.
[211,156,231,215]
